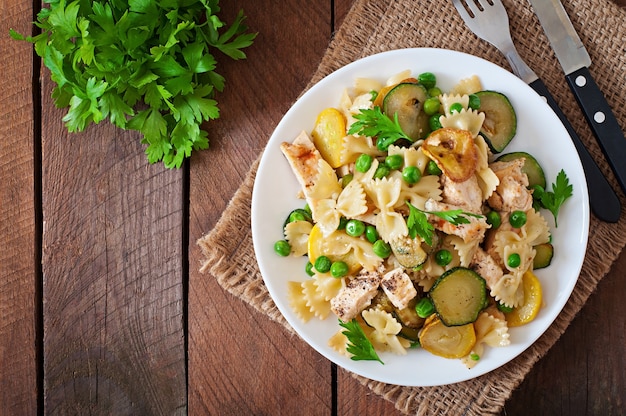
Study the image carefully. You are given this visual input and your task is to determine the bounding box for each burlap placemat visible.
[198,0,626,414]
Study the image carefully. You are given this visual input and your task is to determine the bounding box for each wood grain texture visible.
[40,59,186,415]
[0,0,37,414]
[188,0,336,414]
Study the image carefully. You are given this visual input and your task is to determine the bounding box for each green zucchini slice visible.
[496,151,547,189]
[398,325,421,342]
[394,298,425,342]
[476,90,517,153]
[428,267,487,326]
[383,83,430,141]
[393,297,424,329]
[533,243,554,269]
[390,236,427,269]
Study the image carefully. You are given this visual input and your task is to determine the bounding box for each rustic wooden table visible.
[2,0,625,414]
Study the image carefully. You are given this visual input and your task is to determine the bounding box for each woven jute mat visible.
[198,0,626,414]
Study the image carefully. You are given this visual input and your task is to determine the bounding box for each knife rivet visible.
[575,75,587,87]
[594,112,606,124]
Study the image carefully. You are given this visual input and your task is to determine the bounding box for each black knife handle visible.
[529,78,620,223]
[566,67,626,196]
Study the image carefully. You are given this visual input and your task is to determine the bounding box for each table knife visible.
[528,0,626,198]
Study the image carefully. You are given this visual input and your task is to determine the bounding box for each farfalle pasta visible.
[275,69,566,368]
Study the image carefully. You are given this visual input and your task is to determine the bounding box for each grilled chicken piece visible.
[380,268,417,310]
[441,174,483,213]
[424,198,490,243]
[470,247,503,290]
[280,131,323,197]
[487,159,533,212]
[330,267,383,322]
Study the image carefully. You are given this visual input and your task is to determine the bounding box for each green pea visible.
[435,249,452,266]
[376,137,396,152]
[418,72,436,90]
[330,261,349,278]
[402,165,422,185]
[428,86,442,97]
[373,164,390,179]
[468,94,480,110]
[345,219,365,237]
[507,253,521,268]
[305,261,315,276]
[486,211,501,229]
[449,102,463,114]
[314,255,332,273]
[415,297,435,318]
[385,154,404,170]
[372,239,391,258]
[509,210,527,228]
[337,216,348,230]
[423,97,441,116]
[274,240,291,257]
[355,153,373,173]
[429,114,442,131]
[497,302,514,313]
[285,208,313,226]
[426,160,442,176]
[289,210,307,223]
[341,173,353,188]
[470,353,480,361]
[365,225,378,243]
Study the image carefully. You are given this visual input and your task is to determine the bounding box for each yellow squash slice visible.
[505,270,543,327]
[311,108,347,168]
[419,315,476,359]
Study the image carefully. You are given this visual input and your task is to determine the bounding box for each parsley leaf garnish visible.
[339,319,384,364]
[534,169,573,227]
[10,0,256,168]
[406,201,483,245]
[406,202,435,245]
[347,107,411,151]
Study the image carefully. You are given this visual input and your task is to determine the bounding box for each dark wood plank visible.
[188,0,335,414]
[0,0,38,414]
[334,0,354,31]
[337,371,400,415]
[40,40,187,416]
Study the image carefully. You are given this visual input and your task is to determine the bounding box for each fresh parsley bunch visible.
[11,0,256,168]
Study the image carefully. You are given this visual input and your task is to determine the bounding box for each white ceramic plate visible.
[251,48,589,386]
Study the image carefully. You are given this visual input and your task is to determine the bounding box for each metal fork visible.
[452,0,536,83]
[451,0,621,223]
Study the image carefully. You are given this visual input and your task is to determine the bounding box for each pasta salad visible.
[273,70,571,367]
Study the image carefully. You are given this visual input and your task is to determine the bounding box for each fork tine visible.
[461,0,479,19]
[451,0,471,20]
[452,0,481,21]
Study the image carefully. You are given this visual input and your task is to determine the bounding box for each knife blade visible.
[528,0,626,197]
